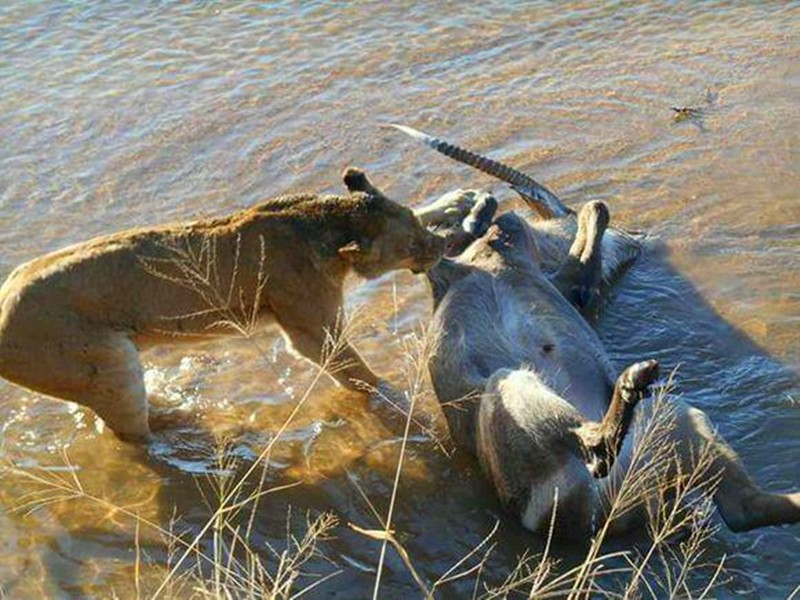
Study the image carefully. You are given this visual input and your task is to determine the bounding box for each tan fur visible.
[0,168,461,440]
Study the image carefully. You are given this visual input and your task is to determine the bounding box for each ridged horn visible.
[390,124,572,219]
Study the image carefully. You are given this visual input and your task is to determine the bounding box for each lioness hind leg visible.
[551,200,609,311]
[1,320,150,441]
[673,405,800,532]
[80,335,151,441]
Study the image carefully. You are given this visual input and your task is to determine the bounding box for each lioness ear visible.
[342,166,380,195]
[337,240,364,261]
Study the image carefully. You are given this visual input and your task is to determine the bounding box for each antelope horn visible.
[390,124,572,219]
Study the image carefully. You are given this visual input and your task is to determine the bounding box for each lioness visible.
[0,168,468,440]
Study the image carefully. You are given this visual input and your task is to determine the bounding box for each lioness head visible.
[339,167,445,278]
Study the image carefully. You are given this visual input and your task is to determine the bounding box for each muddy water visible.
[1,2,798,598]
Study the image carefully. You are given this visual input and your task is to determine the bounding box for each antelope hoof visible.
[620,359,660,398]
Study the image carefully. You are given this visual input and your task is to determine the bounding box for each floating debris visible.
[671,88,718,132]
[671,106,704,121]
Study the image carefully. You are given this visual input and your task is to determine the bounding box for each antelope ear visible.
[337,241,363,261]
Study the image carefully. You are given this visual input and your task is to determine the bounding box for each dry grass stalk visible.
[0,234,735,599]
[367,325,436,600]
[1,235,358,598]
[141,238,361,598]
[355,368,728,599]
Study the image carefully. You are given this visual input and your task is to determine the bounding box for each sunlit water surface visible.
[1,2,798,597]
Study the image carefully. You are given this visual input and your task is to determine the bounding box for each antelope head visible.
[390,124,644,286]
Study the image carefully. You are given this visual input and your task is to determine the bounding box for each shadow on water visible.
[592,238,800,596]
[1,351,601,598]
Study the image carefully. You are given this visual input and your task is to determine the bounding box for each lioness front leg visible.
[270,292,381,392]
[281,323,382,392]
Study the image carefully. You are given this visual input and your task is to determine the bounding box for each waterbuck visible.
[395,125,800,535]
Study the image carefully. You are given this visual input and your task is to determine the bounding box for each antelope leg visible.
[551,200,609,312]
[574,359,660,479]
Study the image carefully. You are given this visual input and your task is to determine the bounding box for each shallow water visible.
[1,1,798,597]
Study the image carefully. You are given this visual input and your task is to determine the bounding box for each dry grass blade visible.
[150,337,346,599]
[430,519,499,592]
[349,523,430,596]
[0,227,745,599]
[369,328,433,600]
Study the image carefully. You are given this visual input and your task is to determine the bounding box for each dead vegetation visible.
[0,241,730,598]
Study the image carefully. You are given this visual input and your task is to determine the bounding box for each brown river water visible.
[1,2,798,598]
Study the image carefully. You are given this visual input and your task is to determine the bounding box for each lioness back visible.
[0,194,369,347]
